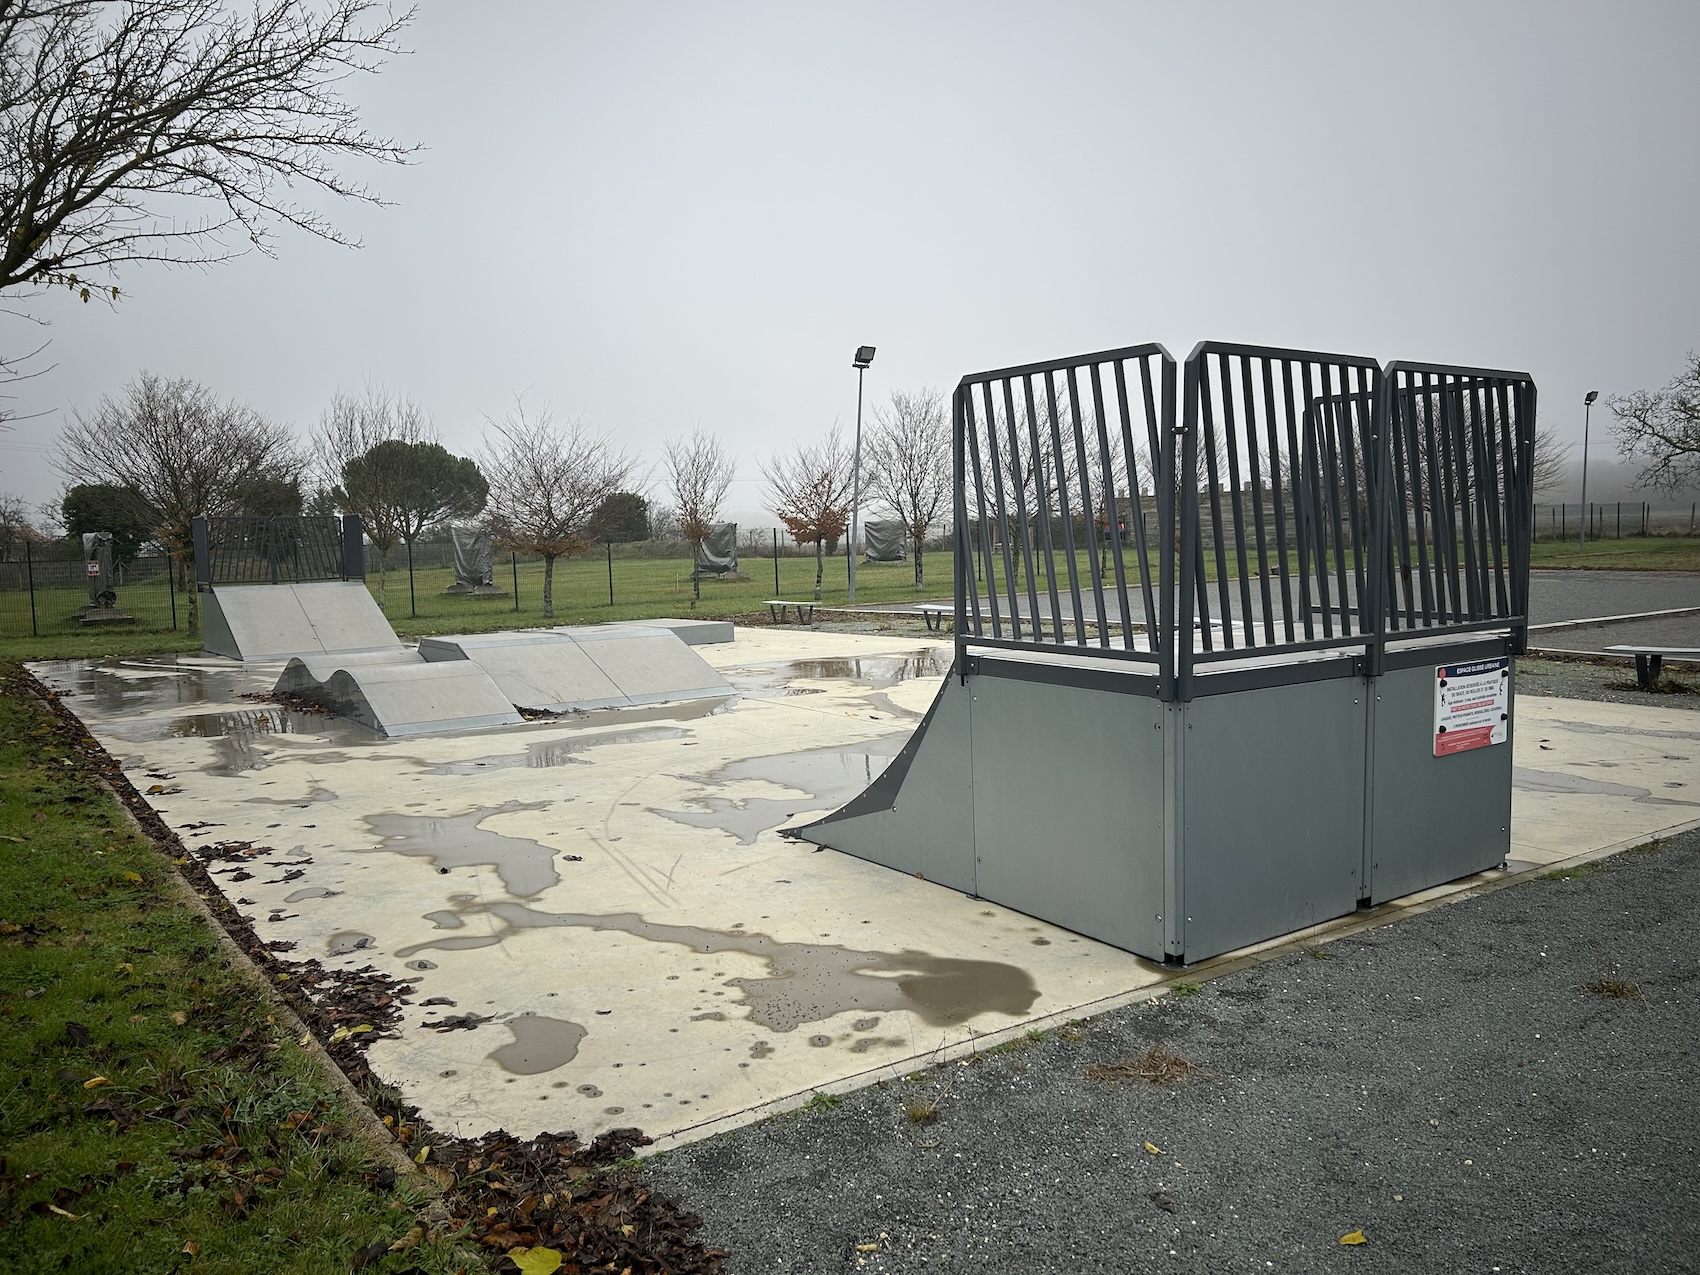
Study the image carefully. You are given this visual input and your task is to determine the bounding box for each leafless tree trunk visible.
[662,427,735,610]
[314,387,431,605]
[1609,352,1700,494]
[865,388,950,591]
[480,403,633,620]
[52,371,299,626]
[763,428,853,603]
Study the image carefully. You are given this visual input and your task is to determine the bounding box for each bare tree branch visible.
[864,387,949,591]
[661,425,734,608]
[762,426,853,602]
[1609,352,1700,494]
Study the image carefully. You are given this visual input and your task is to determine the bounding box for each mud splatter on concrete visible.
[1514,767,1700,807]
[284,886,340,902]
[393,901,1040,1031]
[326,930,375,956]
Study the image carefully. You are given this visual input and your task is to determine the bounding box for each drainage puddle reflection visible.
[653,736,907,844]
[395,902,1039,1033]
[426,728,690,776]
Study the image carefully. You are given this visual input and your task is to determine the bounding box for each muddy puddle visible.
[426,727,691,775]
[1513,767,1700,807]
[395,901,1039,1032]
[488,1013,589,1074]
[363,802,563,897]
[653,735,907,844]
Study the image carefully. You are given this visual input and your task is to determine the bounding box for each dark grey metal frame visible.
[193,514,366,588]
[952,342,1536,700]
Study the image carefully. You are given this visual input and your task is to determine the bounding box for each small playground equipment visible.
[797,340,1537,965]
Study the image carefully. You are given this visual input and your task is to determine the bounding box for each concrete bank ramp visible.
[204,582,404,661]
[419,626,732,712]
[275,656,522,736]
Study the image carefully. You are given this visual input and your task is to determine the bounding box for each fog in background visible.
[3,1,1698,524]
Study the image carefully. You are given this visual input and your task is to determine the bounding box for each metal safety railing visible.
[953,341,1536,699]
[192,514,365,588]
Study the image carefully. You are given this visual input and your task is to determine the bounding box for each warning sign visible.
[1434,658,1510,756]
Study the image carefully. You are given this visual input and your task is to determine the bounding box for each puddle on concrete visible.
[327,931,375,956]
[396,902,1039,1032]
[244,781,339,805]
[652,735,907,844]
[488,1013,588,1074]
[725,649,947,699]
[363,802,560,898]
[285,887,340,902]
[1513,767,1700,807]
[426,728,691,776]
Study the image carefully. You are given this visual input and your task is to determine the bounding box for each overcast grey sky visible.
[4,0,1698,521]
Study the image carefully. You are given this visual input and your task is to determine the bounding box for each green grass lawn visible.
[0,667,466,1272]
[1529,536,1700,571]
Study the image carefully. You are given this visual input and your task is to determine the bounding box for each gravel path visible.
[1517,657,1699,710]
[648,831,1700,1274]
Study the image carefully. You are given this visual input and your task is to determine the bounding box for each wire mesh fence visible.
[0,544,181,638]
[1530,502,1699,540]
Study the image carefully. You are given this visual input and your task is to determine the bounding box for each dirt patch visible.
[1085,1044,1205,1086]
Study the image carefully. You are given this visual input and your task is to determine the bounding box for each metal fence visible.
[0,543,180,637]
[1530,501,1698,540]
[953,340,1539,699]
[192,514,363,586]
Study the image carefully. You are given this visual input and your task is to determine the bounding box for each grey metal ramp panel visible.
[319,662,523,736]
[273,650,422,696]
[290,581,406,654]
[970,674,1167,958]
[420,632,629,711]
[1180,678,1366,964]
[562,627,732,704]
[203,585,324,660]
[1368,661,1512,903]
[604,618,734,645]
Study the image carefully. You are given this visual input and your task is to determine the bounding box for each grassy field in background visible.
[1528,536,1700,571]
[0,668,461,1272]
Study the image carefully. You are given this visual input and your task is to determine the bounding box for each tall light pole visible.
[1579,389,1599,548]
[848,344,876,604]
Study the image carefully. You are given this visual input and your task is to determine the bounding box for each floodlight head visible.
[1584,390,1599,404]
[853,345,876,369]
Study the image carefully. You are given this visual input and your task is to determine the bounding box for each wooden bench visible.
[916,604,953,633]
[765,599,817,625]
[1603,645,1700,689]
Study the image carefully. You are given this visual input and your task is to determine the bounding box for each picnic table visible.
[765,599,817,624]
[1603,644,1700,690]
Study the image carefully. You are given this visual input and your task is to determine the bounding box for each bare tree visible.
[53,371,299,622]
[865,388,950,591]
[1610,352,1700,494]
[0,490,46,560]
[661,426,736,609]
[1530,426,1571,496]
[314,387,431,604]
[763,427,854,602]
[481,403,633,620]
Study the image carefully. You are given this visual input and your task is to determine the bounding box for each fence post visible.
[1615,502,1621,539]
[773,528,780,596]
[512,552,520,612]
[406,540,417,618]
[607,541,614,606]
[167,552,177,630]
[25,538,38,637]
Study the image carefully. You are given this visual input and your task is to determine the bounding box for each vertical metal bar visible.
[1065,366,1110,647]
[1337,366,1369,632]
[1158,356,1177,698]
[1120,356,1161,644]
[1093,361,1135,650]
[1319,366,1355,633]
[1366,363,1391,675]
[1177,355,1200,699]
[1241,355,1275,645]
[1263,359,1296,643]
[1198,355,1235,648]
[1417,374,1452,622]
[167,552,177,630]
[512,552,520,611]
[607,540,615,606]
[1478,379,1510,615]
[1441,379,1479,618]
[1022,374,1065,644]
[1219,352,1257,646]
[1001,377,1043,643]
[1042,370,1087,644]
[407,539,417,618]
[25,539,37,637]
[1385,379,1414,627]
[964,381,1002,640]
[954,385,970,667]
[193,516,212,588]
[773,528,780,596]
[1281,360,1316,641]
[1299,361,1334,639]
[980,380,1023,641]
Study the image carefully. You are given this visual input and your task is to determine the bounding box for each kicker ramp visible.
[203,582,404,661]
[418,627,731,712]
[275,656,522,736]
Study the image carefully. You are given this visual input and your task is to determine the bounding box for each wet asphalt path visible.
[649,830,1699,1274]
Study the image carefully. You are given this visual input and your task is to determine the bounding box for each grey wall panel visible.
[969,677,1166,957]
[1181,679,1366,962]
[1368,662,1513,902]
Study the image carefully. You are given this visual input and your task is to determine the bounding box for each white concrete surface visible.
[32,637,1699,1153]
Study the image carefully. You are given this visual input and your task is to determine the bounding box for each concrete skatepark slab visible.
[276,656,524,736]
[32,628,1700,1152]
[202,581,406,661]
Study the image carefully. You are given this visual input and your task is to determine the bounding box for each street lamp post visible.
[848,344,876,604]
[1579,389,1599,548]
